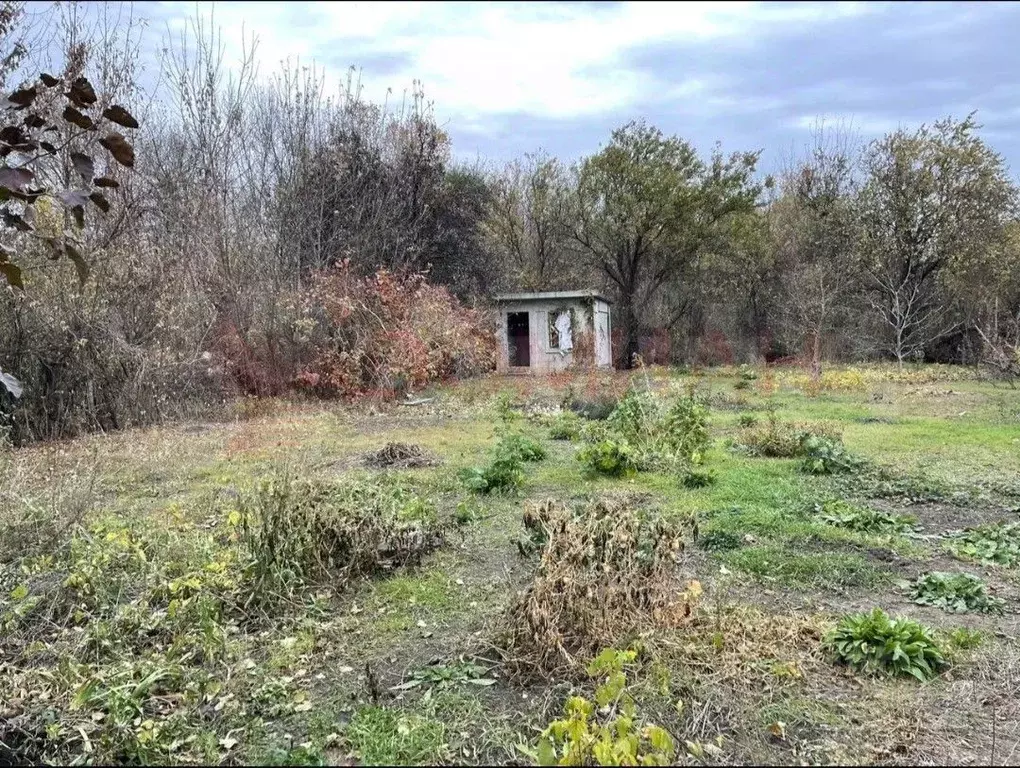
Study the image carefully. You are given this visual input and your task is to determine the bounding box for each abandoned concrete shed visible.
[493,290,613,373]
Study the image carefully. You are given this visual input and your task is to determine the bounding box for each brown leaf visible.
[70,205,84,229]
[0,126,27,146]
[7,86,36,108]
[0,167,33,190]
[0,259,22,289]
[99,132,134,168]
[93,176,119,189]
[40,73,60,87]
[23,114,46,129]
[70,152,94,182]
[62,105,94,130]
[102,104,139,129]
[66,76,97,107]
[89,191,110,213]
[40,141,56,154]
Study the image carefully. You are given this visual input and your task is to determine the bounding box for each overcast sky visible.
[143,1,1020,175]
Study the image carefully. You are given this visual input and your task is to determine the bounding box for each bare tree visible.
[774,121,863,380]
[484,150,578,291]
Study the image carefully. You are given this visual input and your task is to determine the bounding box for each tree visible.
[571,121,761,367]
[773,123,862,380]
[859,114,1016,367]
[484,151,578,291]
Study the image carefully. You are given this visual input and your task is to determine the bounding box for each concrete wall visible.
[496,297,613,373]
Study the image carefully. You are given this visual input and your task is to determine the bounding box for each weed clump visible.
[459,431,546,494]
[734,410,863,474]
[822,608,946,681]
[363,442,440,469]
[947,521,1020,566]
[500,496,697,677]
[237,473,444,607]
[547,410,582,440]
[909,572,1005,615]
[813,499,915,534]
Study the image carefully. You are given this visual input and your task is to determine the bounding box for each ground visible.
[2,364,1019,766]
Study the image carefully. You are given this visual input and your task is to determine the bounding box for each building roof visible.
[493,289,612,305]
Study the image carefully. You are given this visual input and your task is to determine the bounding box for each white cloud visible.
[153,1,875,124]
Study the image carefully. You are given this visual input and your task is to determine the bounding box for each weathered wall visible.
[496,298,613,373]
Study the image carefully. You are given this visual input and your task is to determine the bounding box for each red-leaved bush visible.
[296,261,497,399]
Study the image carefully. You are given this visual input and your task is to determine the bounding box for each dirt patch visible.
[363,442,442,469]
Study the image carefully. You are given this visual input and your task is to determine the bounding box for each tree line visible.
[1,1,1018,443]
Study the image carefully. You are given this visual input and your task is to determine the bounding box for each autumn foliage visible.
[295,261,497,399]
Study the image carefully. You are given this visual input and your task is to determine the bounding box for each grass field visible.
[2,364,1019,766]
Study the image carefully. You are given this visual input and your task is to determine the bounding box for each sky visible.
[107,1,1020,175]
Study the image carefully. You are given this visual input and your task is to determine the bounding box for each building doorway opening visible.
[507,312,530,367]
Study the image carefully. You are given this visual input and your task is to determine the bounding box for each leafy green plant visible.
[391,659,496,692]
[909,572,1005,614]
[577,439,638,478]
[344,706,448,765]
[822,608,946,681]
[495,390,523,423]
[459,453,524,495]
[497,432,547,462]
[659,389,710,463]
[529,648,675,766]
[799,435,865,475]
[606,387,660,443]
[947,521,1020,566]
[813,499,914,534]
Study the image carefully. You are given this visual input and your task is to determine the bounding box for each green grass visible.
[344,706,448,765]
[720,544,886,590]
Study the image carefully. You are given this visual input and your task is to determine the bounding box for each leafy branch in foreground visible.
[1,72,138,287]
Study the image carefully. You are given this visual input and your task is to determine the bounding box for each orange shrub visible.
[296,261,497,399]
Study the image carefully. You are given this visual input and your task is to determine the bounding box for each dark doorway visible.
[507,311,530,367]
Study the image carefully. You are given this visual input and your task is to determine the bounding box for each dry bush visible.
[363,442,440,469]
[295,262,498,400]
[737,411,842,458]
[237,473,445,609]
[499,496,697,678]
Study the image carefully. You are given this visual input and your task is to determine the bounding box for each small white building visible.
[493,290,613,373]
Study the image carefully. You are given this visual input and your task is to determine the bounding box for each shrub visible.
[547,410,582,440]
[909,572,1005,614]
[737,411,840,458]
[531,649,675,766]
[822,608,946,681]
[296,262,497,400]
[500,497,698,676]
[236,473,443,606]
[497,432,547,462]
[733,379,751,390]
[459,454,524,495]
[814,499,914,534]
[460,432,543,494]
[577,438,638,478]
[947,521,1020,566]
[606,387,660,443]
[659,389,710,463]
[737,413,758,428]
[799,435,865,475]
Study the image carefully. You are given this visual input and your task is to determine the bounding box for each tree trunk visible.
[810,329,822,383]
[616,294,640,369]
